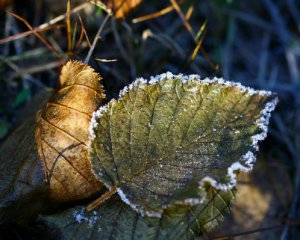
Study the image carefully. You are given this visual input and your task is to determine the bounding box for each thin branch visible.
[86,187,117,211]
[1,3,89,45]
[6,11,63,59]
[84,13,110,64]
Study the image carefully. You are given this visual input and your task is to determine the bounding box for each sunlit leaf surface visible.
[89,73,277,217]
[35,61,105,201]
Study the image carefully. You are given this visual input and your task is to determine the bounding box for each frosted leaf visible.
[89,73,277,217]
[72,207,98,228]
[39,187,235,239]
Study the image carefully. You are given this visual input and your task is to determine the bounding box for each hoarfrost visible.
[90,72,276,150]
[199,93,277,192]
[119,77,147,97]
[115,72,274,101]
[72,208,99,228]
[251,97,279,150]
[147,123,154,129]
[89,71,278,215]
[117,188,162,218]
[181,198,202,205]
[88,105,108,146]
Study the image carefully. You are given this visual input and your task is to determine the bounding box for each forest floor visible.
[0,0,300,239]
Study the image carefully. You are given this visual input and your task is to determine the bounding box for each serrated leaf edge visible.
[88,72,278,217]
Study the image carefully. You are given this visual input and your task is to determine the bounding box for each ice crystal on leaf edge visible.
[88,72,278,218]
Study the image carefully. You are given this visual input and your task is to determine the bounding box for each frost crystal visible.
[115,72,276,192]
[181,198,202,205]
[251,98,279,150]
[88,105,110,149]
[119,77,147,97]
[117,188,162,218]
[200,93,278,191]
[90,72,278,214]
[72,208,99,228]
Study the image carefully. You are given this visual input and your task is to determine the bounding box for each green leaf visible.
[89,73,278,217]
[40,187,235,239]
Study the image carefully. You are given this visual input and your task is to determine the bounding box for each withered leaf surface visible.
[36,61,105,201]
[101,0,142,18]
[0,89,52,223]
[89,73,278,217]
[40,187,235,239]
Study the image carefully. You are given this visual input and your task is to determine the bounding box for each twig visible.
[6,11,63,59]
[1,3,90,45]
[84,13,110,64]
[76,13,91,48]
[86,187,117,211]
[39,3,90,29]
[0,25,64,45]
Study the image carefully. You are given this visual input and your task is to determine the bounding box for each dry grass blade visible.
[185,3,194,20]
[39,3,90,29]
[1,3,89,45]
[76,13,91,48]
[95,58,117,62]
[6,11,63,59]
[132,5,174,23]
[192,26,206,61]
[66,0,72,54]
[0,25,64,44]
[169,0,195,39]
[183,21,207,71]
[84,14,110,64]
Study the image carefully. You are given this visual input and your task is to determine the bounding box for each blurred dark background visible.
[0,0,299,239]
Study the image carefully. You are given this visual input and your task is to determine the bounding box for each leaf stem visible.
[86,187,117,212]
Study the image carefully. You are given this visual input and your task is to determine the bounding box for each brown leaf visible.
[101,0,142,18]
[35,61,105,201]
[0,0,12,10]
[44,0,142,19]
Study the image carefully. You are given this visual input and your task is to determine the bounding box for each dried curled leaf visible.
[101,0,142,18]
[40,186,235,239]
[0,89,52,223]
[36,61,105,201]
[89,73,278,217]
[0,0,12,10]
